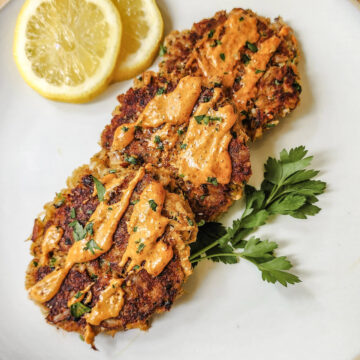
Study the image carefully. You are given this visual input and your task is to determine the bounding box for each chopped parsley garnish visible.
[90,273,98,281]
[179,174,185,178]
[194,115,221,125]
[108,207,113,211]
[85,222,94,235]
[86,209,93,215]
[122,126,129,132]
[274,79,283,86]
[159,44,167,56]
[246,41,258,53]
[190,146,326,287]
[79,335,85,342]
[136,242,145,254]
[177,129,184,135]
[208,29,215,38]
[69,220,86,241]
[197,219,206,227]
[154,135,164,150]
[49,257,56,268]
[255,69,265,74]
[187,217,194,226]
[70,302,91,319]
[83,239,102,255]
[133,265,140,270]
[210,39,222,47]
[207,177,218,186]
[109,169,117,174]
[156,87,165,95]
[202,96,211,102]
[266,123,276,128]
[220,53,225,61]
[125,155,138,165]
[54,193,65,208]
[70,207,76,219]
[200,195,206,201]
[180,143,187,149]
[194,115,205,124]
[33,261,38,267]
[130,199,139,205]
[292,81,302,93]
[74,291,83,299]
[239,16,244,21]
[133,226,138,232]
[92,176,105,202]
[241,53,251,64]
[148,199,158,211]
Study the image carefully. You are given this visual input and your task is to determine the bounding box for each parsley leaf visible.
[148,199,157,211]
[92,176,105,202]
[83,239,102,255]
[156,87,165,95]
[246,41,258,53]
[159,44,167,56]
[208,29,215,38]
[70,302,91,319]
[69,220,86,241]
[137,242,145,253]
[125,155,138,165]
[70,207,76,219]
[242,53,251,64]
[190,146,326,287]
[207,177,218,186]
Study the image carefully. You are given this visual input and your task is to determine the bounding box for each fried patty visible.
[100,73,251,221]
[26,165,197,346]
[159,8,301,139]
[26,7,302,348]
[99,8,300,220]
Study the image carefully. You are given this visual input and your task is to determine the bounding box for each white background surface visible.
[1,0,360,359]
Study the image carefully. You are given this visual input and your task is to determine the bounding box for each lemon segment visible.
[111,0,163,82]
[13,0,122,103]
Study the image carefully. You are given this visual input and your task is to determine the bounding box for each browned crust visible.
[26,166,196,338]
[159,8,301,139]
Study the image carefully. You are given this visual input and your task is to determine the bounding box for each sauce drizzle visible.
[85,279,124,326]
[234,35,281,110]
[119,181,172,276]
[111,76,202,151]
[29,168,145,303]
[187,10,259,87]
[177,88,237,186]
[40,225,64,266]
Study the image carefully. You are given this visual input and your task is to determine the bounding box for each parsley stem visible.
[189,239,221,260]
[190,252,242,264]
[265,180,283,207]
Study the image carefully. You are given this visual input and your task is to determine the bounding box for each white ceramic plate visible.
[1,0,360,359]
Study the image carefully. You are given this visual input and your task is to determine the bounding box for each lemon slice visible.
[13,0,122,103]
[111,0,163,82]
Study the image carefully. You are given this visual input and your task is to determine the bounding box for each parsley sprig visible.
[190,146,326,287]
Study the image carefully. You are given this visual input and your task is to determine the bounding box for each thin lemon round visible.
[13,0,122,103]
[111,0,163,82]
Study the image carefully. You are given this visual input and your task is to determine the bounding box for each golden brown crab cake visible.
[98,73,251,221]
[25,165,197,348]
[159,8,301,139]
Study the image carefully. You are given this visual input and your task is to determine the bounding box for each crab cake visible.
[26,165,197,347]
[159,8,301,139]
[99,73,251,221]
